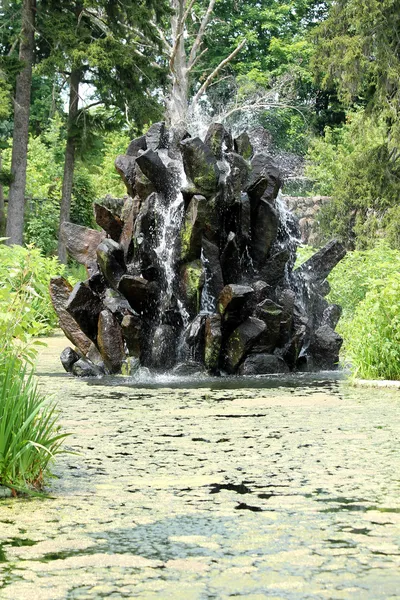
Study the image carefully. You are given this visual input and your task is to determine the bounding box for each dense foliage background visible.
[1,0,400,379]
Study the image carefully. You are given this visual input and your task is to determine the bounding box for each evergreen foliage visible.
[306,111,400,248]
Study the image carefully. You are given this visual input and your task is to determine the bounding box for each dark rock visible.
[97,239,126,289]
[87,272,106,297]
[172,362,204,376]
[151,324,176,369]
[98,194,125,217]
[135,163,155,200]
[246,153,282,207]
[221,232,241,284]
[259,249,290,286]
[97,309,126,373]
[224,317,266,373]
[49,277,92,355]
[234,132,253,160]
[145,122,168,150]
[201,238,224,309]
[180,137,220,196]
[121,314,142,358]
[126,135,147,157]
[115,154,137,196]
[204,122,226,160]
[278,288,295,344]
[118,275,151,315]
[308,324,343,369]
[120,196,141,258]
[103,288,132,321]
[60,347,80,373]
[225,153,251,206]
[295,354,317,373]
[181,195,210,261]
[281,324,307,369]
[94,203,123,242]
[251,198,278,269]
[240,192,251,243]
[65,282,103,343]
[183,315,206,363]
[252,298,283,352]
[322,304,342,329]
[133,192,159,247]
[169,126,191,159]
[86,343,104,367]
[318,279,331,297]
[253,280,274,304]
[162,296,185,328]
[136,149,173,195]
[72,358,103,378]
[218,284,254,329]
[295,240,346,284]
[60,222,105,269]
[238,353,289,375]
[204,314,222,373]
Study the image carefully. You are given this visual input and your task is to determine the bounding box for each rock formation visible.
[51,123,346,377]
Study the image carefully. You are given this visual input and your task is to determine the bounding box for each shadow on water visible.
[39,515,237,564]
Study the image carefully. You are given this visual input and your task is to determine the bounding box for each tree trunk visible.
[57,68,80,264]
[5,0,35,246]
[0,154,5,237]
[168,0,189,127]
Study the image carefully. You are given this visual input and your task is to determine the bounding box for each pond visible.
[0,334,399,599]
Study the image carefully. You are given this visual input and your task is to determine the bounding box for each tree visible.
[36,0,170,262]
[5,0,35,246]
[161,0,336,144]
[161,0,246,126]
[314,0,400,147]
[0,69,12,236]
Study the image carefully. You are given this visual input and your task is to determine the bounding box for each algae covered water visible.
[0,335,399,599]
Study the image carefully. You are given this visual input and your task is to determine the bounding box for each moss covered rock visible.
[180,260,205,316]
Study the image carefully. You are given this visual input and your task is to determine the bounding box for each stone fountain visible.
[50,122,346,377]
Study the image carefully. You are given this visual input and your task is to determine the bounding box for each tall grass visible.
[0,241,69,493]
[0,358,69,492]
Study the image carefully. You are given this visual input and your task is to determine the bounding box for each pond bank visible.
[0,333,399,599]
[353,378,400,389]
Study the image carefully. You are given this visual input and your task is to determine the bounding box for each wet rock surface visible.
[52,122,346,376]
[0,336,399,599]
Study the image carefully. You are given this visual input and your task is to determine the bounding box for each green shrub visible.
[306,110,400,249]
[0,357,68,492]
[25,198,60,256]
[0,242,69,493]
[327,242,400,322]
[0,242,65,342]
[297,242,400,379]
[345,274,400,380]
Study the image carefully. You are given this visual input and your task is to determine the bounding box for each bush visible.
[0,242,65,342]
[297,242,400,379]
[0,243,69,493]
[0,358,68,492]
[345,274,400,380]
[326,242,400,322]
[306,110,400,249]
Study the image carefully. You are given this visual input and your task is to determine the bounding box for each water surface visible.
[0,334,399,599]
